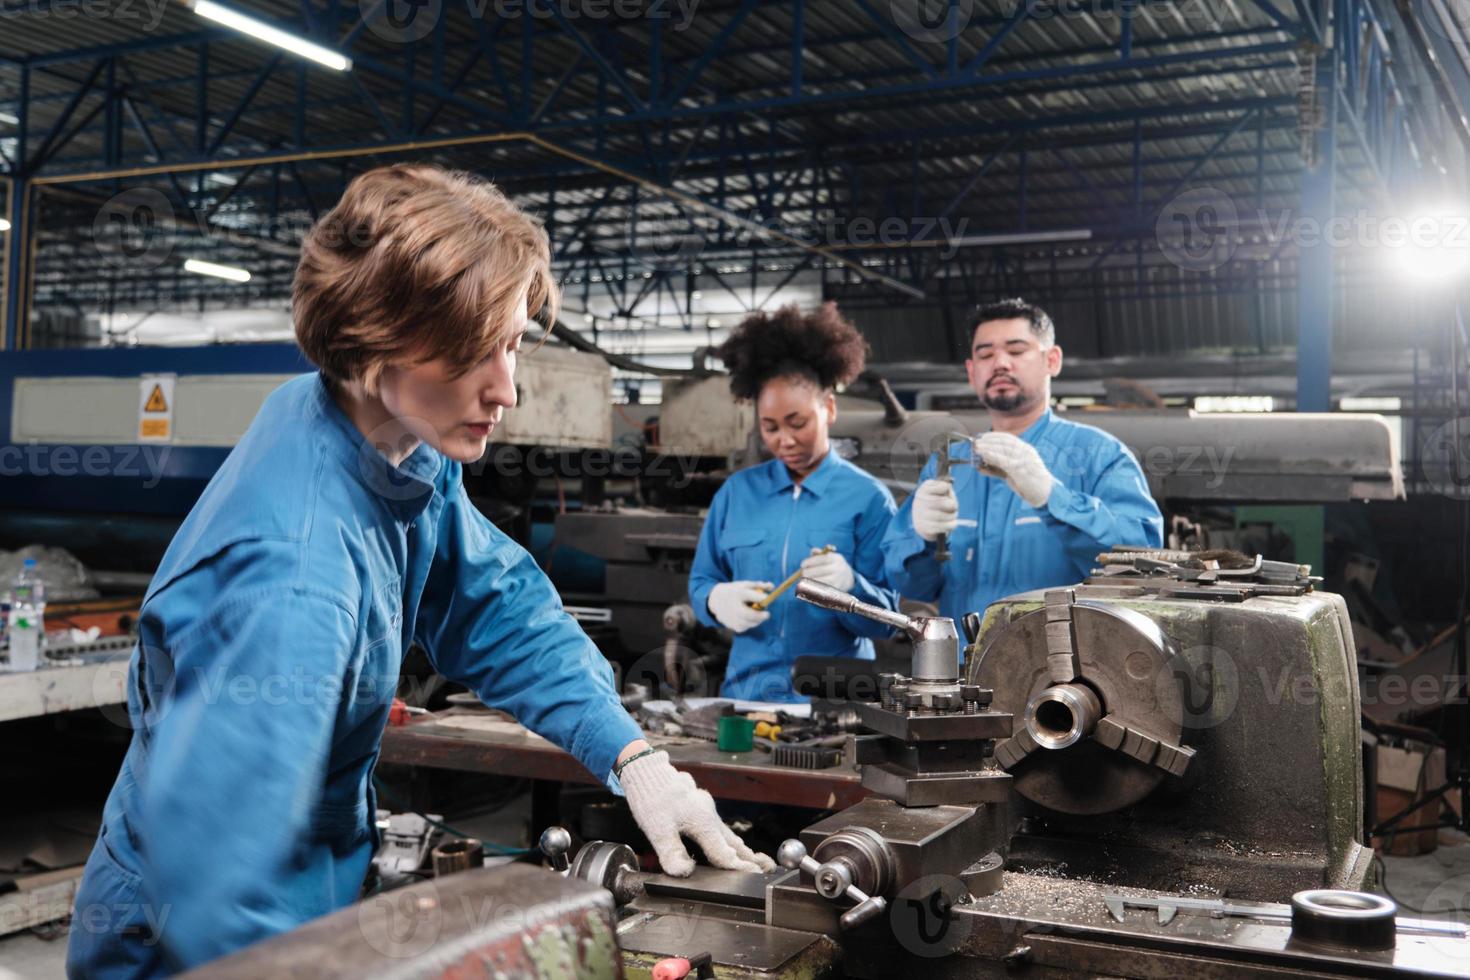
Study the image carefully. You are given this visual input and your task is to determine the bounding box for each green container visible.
[716,716,756,752]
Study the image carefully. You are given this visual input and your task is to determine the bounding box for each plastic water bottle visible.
[8,559,45,672]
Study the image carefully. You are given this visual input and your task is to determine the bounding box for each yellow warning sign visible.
[138,374,176,444]
[143,384,169,413]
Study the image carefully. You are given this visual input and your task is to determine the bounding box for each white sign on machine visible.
[137,374,176,443]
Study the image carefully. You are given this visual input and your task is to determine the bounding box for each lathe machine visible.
[193,551,1470,978]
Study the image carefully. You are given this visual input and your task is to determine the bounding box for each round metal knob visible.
[538,826,572,873]
[776,838,809,870]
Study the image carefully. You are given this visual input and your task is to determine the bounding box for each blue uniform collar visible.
[1017,406,1055,443]
[761,447,841,497]
[308,373,443,522]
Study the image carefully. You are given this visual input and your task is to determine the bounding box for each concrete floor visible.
[3,830,1469,977]
[1381,835,1470,919]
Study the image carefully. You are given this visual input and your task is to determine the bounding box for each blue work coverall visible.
[883,409,1163,627]
[66,373,642,978]
[688,450,899,702]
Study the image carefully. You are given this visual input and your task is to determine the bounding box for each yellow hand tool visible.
[749,545,835,611]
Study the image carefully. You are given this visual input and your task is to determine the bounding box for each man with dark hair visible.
[882,297,1163,627]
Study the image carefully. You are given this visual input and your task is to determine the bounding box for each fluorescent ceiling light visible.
[947,229,1094,248]
[0,218,10,232]
[184,258,252,283]
[1195,395,1274,413]
[190,0,352,71]
[1339,396,1401,412]
[0,111,17,126]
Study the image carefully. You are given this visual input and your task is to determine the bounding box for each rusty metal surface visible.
[182,864,621,980]
[380,711,870,811]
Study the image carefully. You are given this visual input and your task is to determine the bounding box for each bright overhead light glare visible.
[184,258,252,282]
[0,218,10,233]
[1388,204,1470,283]
[0,111,17,126]
[190,0,352,71]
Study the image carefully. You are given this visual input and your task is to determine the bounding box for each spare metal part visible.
[1291,890,1399,951]
[431,838,484,877]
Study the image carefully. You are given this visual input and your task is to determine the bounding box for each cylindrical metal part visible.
[1023,683,1104,750]
[432,838,484,877]
[1290,890,1398,951]
[569,840,643,904]
[911,621,961,683]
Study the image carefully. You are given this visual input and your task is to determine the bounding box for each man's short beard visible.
[983,387,1031,413]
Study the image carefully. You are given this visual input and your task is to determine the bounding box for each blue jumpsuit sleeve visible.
[688,485,732,629]
[140,585,358,971]
[837,486,901,638]
[415,485,643,785]
[1042,444,1165,574]
[882,452,944,603]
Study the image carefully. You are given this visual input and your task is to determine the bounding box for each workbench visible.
[0,652,130,723]
[378,708,869,811]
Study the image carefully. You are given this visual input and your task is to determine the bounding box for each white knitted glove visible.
[974,432,1056,508]
[707,581,773,633]
[621,751,776,876]
[800,548,854,591]
[910,478,959,541]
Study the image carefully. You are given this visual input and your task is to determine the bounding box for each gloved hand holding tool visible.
[750,545,837,610]
[973,431,1057,508]
[798,545,854,592]
[707,580,774,632]
[910,478,960,543]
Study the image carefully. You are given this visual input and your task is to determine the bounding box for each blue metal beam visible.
[1296,46,1336,412]
[3,179,30,350]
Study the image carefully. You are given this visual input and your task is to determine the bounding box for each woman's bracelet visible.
[613,746,662,780]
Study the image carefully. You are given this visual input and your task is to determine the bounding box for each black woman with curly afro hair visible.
[687,302,902,703]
